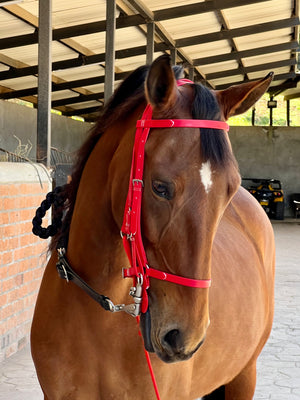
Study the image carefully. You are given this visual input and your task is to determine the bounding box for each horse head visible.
[132,55,273,363]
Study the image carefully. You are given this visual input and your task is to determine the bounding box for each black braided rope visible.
[32,186,67,239]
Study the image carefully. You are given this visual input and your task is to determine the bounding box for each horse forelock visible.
[191,84,234,167]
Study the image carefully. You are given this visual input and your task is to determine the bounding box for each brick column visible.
[0,163,52,361]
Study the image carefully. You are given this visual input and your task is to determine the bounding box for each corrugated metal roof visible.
[0,0,299,121]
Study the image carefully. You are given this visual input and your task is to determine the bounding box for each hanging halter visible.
[120,79,229,315]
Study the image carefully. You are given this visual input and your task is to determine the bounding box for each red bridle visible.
[121,79,229,314]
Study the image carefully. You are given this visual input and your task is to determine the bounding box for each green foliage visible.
[229,93,300,127]
[229,109,252,126]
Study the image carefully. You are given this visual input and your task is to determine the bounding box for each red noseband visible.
[121,79,228,314]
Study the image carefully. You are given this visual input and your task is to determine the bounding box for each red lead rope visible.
[120,79,229,399]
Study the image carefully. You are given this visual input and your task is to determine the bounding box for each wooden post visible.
[146,22,154,64]
[104,0,116,104]
[252,107,255,126]
[287,99,290,126]
[37,0,52,167]
[170,48,177,65]
[189,66,194,81]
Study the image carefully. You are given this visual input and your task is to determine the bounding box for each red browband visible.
[136,119,229,131]
[121,79,228,313]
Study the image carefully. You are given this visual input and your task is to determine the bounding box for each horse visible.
[31,54,275,400]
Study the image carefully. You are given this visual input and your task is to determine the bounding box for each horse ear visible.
[145,54,178,110]
[215,72,274,120]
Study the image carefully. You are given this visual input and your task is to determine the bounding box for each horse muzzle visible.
[156,328,206,363]
[140,309,207,363]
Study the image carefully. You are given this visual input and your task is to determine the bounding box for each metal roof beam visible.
[176,17,299,48]
[51,93,104,108]
[270,76,300,96]
[1,41,297,85]
[0,43,168,80]
[210,7,247,85]
[55,72,297,109]
[271,83,298,96]
[193,41,299,66]
[0,71,129,99]
[124,0,206,81]
[206,59,297,80]
[125,0,154,20]
[63,106,102,117]
[284,91,300,100]
[111,1,204,82]
[0,0,273,51]
[0,14,144,50]
[0,2,207,82]
[154,0,272,21]
[215,72,296,90]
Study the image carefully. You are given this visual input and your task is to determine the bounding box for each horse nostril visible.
[163,329,182,352]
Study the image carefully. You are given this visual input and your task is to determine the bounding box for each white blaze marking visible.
[199,161,213,193]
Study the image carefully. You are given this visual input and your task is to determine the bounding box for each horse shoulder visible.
[224,186,275,261]
[215,185,275,315]
[212,184,275,322]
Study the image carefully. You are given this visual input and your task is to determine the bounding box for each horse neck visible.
[66,108,143,286]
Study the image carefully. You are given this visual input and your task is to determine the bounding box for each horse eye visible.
[152,180,174,200]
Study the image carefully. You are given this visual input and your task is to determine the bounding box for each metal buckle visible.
[106,275,143,317]
[132,179,144,187]
[59,264,69,283]
[106,301,139,317]
[56,248,70,282]
[57,247,66,257]
[120,231,135,240]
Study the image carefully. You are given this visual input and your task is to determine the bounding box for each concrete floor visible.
[0,222,299,400]
[254,222,300,400]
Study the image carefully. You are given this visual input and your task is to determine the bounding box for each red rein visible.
[120,79,229,399]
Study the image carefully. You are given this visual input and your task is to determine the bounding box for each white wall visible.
[0,100,92,159]
[229,125,300,216]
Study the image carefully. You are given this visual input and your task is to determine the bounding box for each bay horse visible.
[31,55,275,400]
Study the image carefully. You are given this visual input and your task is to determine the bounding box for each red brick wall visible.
[0,163,51,361]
